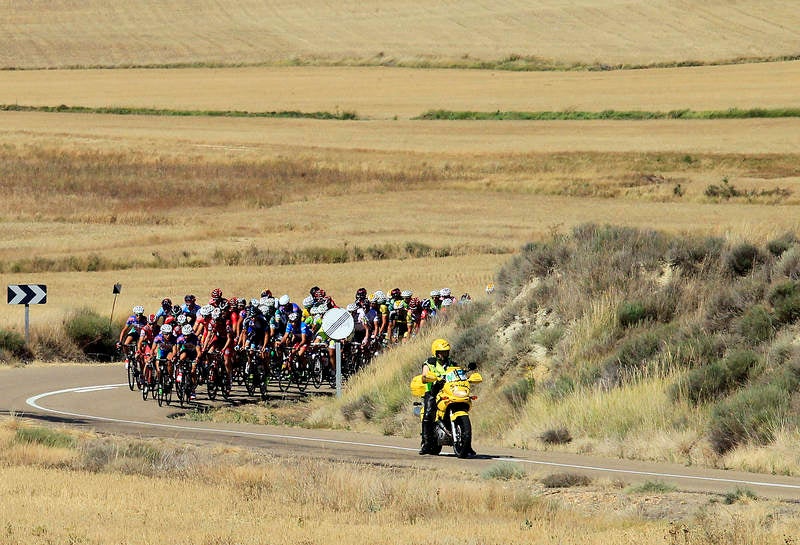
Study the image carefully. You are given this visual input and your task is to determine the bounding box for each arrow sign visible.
[7,284,47,305]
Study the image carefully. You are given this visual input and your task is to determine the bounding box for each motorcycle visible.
[410,365,483,458]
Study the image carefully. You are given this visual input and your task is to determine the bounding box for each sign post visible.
[320,307,354,399]
[110,283,122,324]
[7,284,47,344]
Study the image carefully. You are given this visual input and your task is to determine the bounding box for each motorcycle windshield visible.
[445,369,468,382]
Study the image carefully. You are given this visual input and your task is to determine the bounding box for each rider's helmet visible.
[373,290,386,301]
[261,289,273,298]
[279,294,290,306]
[346,303,358,312]
[148,313,157,325]
[211,288,222,300]
[409,297,420,309]
[211,308,222,320]
[390,288,401,299]
[442,298,453,308]
[184,294,196,304]
[265,297,276,308]
[160,324,172,335]
[181,324,193,336]
[228,297,238,307]
[172,304,181,315]
[356,287,367,300]
[288,312,299,322]
[440,287,451,298]
[237,298,246,309]
[302,295,315,309]
[161,298,172,310]
[431,338,451,359]
[430,290,440,298]
[401,289,413,298]
[257,305,270,315]
[199,305,212,317]
[250,298,259,307]
[309,286,320,297]
[177,314,187,325]
[133,305,145,315]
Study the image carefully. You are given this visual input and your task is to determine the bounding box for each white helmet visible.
[373,290,385,300]
[440,287,451,297]
[200,305,213,316]
[442,298,453,307]
[485,283,495,294]
[302,295,314,308]
[401,290,413,297]
[251,298,259,307]
[177,314,187,324]
[211,308,221,320]
[160,324,172,334]
[288,312,299,321]
[258,305,270,314]
[430,290,440,297]
[132,305,145,315]
[181,324,193,336]
[311,305,324,316]
[346,303,357,312]
[279,294,290,306]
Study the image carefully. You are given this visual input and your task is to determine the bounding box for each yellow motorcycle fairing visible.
[450,410,469,421]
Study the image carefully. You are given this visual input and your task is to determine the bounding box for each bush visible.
[708,383,788,454]
[602,327,665,384]
[451,325,500,371]
[626,480,676,494]
[769,281,800,324]
[63,308,117,360]
[725,243,763,276]
[15,426,76,449]
[736,305,775,344]
[766,232,797,257]
[666,235,724,272]
[0,329,33,362]
[482,462,526,481]
[773,245,800,280]
[617,301,649,328]
[501,378,534,408]
[671,350,759,405]
[541,472,591,488]
[539,427,572,445]
[531,324,564,351]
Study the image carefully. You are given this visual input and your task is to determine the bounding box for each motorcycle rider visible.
[419,338,451,455]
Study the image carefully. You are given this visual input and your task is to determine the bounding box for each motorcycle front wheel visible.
[452,415,473,458]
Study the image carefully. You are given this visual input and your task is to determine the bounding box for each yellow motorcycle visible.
[411,366,483,458]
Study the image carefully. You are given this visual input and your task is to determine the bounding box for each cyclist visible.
[209,288,223,307]
[118,305,146,349]
[154,298,173,326]
[407,297,422,337]
[279,311,311,370]
[181,294,200,324]
[176,323,201,400]
[201,307,235,387]
[420,290,441,330]
[240,304,269,370]
[150,323,177,383]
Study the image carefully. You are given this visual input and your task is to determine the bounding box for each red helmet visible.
[317,289,326,299]
[409,297,420,309]
[229,297,238,307]
[211,288,222,299]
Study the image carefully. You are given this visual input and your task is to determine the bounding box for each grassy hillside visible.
[319,225,800,475]
[2,1,799,69]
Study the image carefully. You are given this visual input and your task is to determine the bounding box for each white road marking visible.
[25,384,800,492]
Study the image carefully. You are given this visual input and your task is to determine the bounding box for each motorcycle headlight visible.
[451,387,468,398]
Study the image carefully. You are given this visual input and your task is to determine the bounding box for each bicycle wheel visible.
[259,364,269,401]
[295,361,309,393]
[142,365,153,401]
[276,358,291,393]
[245,359,256,396]
[310,354,323,389]
[127,360,136,391]
[207,367,218,401]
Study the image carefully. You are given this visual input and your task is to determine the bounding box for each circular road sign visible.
[321,307,354,341]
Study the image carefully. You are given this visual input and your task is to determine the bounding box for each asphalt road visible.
[3,363,800,500]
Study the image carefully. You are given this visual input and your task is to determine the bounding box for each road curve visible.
[3,363,800,500]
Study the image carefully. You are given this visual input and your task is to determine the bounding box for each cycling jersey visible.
[284,320,310,338]
[152,333,176,358]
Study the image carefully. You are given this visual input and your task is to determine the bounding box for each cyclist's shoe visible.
[190,392,196,400]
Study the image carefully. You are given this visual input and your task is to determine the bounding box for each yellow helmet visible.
[431,338,451,356]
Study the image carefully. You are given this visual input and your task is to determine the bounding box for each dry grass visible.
[3,62,800,119]
[2,1,800,68]
[1,418,798,545]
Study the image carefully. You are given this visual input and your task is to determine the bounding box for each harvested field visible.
[2,62,800,119]
[2,1,800,68]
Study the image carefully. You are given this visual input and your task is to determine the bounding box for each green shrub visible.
[0,329,33,362]
[723,487,758,504]
[774,245,800,280]
[617,301,649,328]
[672,361,728,404]
[482,462,526,481]
[708,383,788,454]
[531,324,564,351]
[15,426,76,449]
[666,235,724,273]
[603,327,665,384]
[725,243,764,276]
[664,329,726,370]
[451,325,500,371]
[736,305,775,344]
[724,350,760,384]
[63,308,117,360]
[501,378,534,408]
[626,480,677,494]
[543,375,575,401]
[769,281,800,324]
[766,232,797,257]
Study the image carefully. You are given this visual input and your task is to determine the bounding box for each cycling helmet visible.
[200,305,213,317]
[184,294,196,303]
[309,286,320,297]
[211,288,222,299]
[148,313,156,324]
[265,297,277,308]
[237,298,246,308]
[440,287,451,297]
[409,297,420,309]
[229,297,238,307]
[177,314,187,325]
[258,305,270,314]
[356,287,367,299]
[160,324,172,335]
[288,312,299,322]
[302,295,315,308]
[181,324,193,336]
[390,288,401,299]
[211,308,222,320]
[373,290,386,300]
[133,305,145,315]
[172,304,181,315]
[250,298,259,307]
[431,338,451,356]
[485,283,495,294]
[430,290,440,297]
[442,298,453,307]
[161,298,172,309]
[346,303,357,312]
[261,289,272,298]
[279,294,290,306]
[401,289,413,297]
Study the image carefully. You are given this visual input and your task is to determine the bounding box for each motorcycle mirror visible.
[468,373,483,384]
